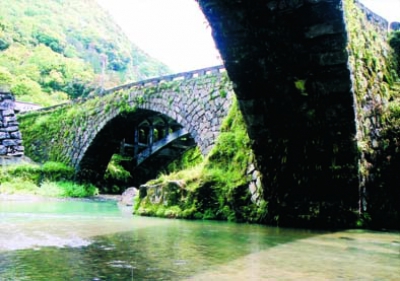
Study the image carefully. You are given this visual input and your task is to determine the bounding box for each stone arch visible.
[134,76,233,155]
[75,108,194,184]
[195,0,397,225]
[70,69,233,183]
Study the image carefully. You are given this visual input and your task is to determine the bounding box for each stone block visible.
[1,109,14,116]
[2,139,20,146]
[3,116,16,123]
[1,126,19,132]
[0,132,9,139]
[309,50,348,66]
[0,145,6,155]
[305,22,343,38]
[10,131,22,139]
[14,146,25,152]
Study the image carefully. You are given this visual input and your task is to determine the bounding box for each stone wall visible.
[0,89,24,159]
[345,0,400,228]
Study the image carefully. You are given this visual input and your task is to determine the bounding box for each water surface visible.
[0,199,399,280]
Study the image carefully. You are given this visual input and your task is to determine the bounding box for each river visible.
[0,198,399,280]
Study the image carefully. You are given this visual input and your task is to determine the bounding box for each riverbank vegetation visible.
[0,161,98,197]
[134,100,267,222]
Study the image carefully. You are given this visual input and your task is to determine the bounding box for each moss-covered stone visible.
[345,0,400,229]
[134,100,267,223]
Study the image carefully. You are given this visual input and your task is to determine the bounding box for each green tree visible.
[11,76,42,97]
[0,66,13,86]
[0,0,171,105]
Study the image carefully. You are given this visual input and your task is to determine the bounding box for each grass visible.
[134,99,265,222]
[0,161,98,197]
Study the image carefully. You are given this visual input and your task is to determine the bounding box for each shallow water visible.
[0,199,399,280]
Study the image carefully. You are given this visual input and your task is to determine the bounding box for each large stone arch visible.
[196,0,363,223]
[195,0,399,226]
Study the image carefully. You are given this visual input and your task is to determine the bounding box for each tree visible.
[0,67,13,86]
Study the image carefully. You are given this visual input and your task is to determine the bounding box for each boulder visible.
[120,187,138,206]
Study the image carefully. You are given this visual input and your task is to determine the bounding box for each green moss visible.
[294,79,307,96]
[135,99,259,222]
[344,0,400,229]
[18,88,136,165]
[18,71,231,168]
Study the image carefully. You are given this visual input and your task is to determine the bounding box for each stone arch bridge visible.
[16,0,399,226]
[19,65,233,184]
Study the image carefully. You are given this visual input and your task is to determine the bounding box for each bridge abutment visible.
[0,88,24,163]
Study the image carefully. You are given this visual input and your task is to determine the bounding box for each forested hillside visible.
[0,0,171,106]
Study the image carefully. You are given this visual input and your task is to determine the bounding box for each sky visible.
[359,0,400,22]
[96,0,221,72]
[96,0,400,73]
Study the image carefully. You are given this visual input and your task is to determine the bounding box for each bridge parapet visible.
[25,65,226,115]
[103,65,225,94]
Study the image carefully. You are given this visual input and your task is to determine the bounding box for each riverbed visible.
[0,197,399,280]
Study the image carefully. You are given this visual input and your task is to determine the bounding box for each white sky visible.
[359,0,400,22]
[96,0,221,72]
[96,0,400,73]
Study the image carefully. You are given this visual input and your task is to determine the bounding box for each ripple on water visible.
[0,226,92,251]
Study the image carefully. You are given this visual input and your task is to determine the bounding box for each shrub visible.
[56,181,98,197]
[41,161,74,181]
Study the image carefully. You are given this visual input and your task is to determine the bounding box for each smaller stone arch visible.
[67,67,232,183]
[19,66,233,184]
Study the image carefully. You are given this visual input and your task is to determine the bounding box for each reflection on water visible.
[0,199,399,280]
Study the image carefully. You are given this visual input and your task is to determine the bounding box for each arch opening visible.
[76,108,196,191]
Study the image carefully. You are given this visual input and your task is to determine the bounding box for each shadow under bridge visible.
[76,108,196,187]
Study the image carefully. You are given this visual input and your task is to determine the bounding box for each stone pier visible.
[0,88,24,164]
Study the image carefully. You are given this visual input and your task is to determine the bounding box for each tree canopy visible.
[0,0,171,105]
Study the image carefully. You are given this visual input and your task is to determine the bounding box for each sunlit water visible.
[0,199,399,280]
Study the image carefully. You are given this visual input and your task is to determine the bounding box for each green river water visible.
[0,198,399,280]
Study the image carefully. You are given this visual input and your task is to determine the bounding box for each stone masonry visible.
[197,0,361,224]
[0,88,24,158]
